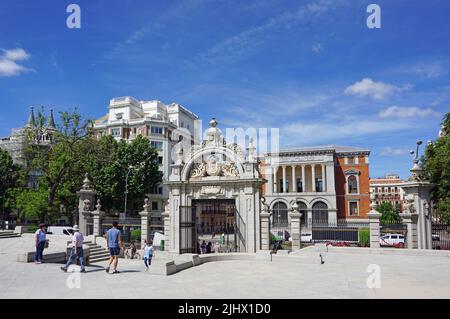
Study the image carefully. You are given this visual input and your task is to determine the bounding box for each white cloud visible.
[378,106,440,119]
[0,48,32,77]
[312,43,323,53]
[380,147,409,156]
[2,48,30,61]
[344,78,406,100]
[400,62,447,78]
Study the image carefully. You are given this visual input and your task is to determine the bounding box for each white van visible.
[46,226,74,236]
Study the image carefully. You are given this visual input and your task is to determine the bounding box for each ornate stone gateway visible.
[165,119,264,254]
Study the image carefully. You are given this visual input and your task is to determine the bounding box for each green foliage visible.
[270,233,278,243]
[423,110,450,223]
[377,202,401,224]
[131,229,141,242]
[26,225,38,233]
[11,187,49,222]
[358,228,370,247]
[0,148,21,213]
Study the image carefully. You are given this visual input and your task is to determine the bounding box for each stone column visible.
[289,203,302,250]
[291,165,297,193]
[91,199,105,237]
[311,164,316,192]
[76,174,95,236]
[367,194,381,248]
[139,198,152,248]
[301,165,306,193]
[326,163,336,193]
[321,164,326,192]
[260,198,271,250]
[400,202,419,249]
[282,166,287,193]
[273,166,278,193]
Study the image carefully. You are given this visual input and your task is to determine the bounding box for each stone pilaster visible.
[368,194,381,248]
[139,198,152,248]
[91,199,105,237]
[161,199,171,251]
[400,210,419,249]
[260,198,271,250]
[289,202,302,251]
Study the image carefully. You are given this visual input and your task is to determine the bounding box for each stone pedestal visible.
[139,199,152,248]
[368,211,381,248]
[91,200,105,237]
[289,211,302,251]
[400,212,419,249]
[76,174,95,236]
[401,182,435,249]
[260,211,271,250]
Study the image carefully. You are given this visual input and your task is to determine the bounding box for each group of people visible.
[198,240,223,254]
[34,221,154,274]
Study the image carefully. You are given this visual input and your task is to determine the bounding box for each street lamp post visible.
[124,165,134,219]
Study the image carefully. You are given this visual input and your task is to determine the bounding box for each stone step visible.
[0,233,21,239]
[89,256,110,263]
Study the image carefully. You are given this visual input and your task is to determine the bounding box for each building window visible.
[347,157,355,164]
[312,202,328,222]
[152,202,158,211]
[316,178,323,192]
[181,121,184,128]
[158,156,163,164]
[151,141,163,150]
[348,175,358,194]
[111,128,120,137]
[296,178,303,192]
[151,127,164,135]
[279,179,289,192]
[272,202,288,227]
[349,201,359,216]
[133,127,137,134]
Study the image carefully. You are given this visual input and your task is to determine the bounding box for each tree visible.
[423,110,450,223]
[91,135,162,215]
[0,148,20,219]
[377,202,401,224]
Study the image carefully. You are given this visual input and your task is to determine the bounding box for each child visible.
[143,240,154,271]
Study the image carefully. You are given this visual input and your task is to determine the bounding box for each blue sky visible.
[0,0,449,179]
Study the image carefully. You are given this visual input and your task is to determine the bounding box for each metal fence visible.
[380,222,407,248]
[432,222,450,250]
[304,220,369,247]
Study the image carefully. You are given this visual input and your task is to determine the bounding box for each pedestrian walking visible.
[207,241,212,254]
[60,225,85,273]
[201,240,207,254]
[143,240,154,271]
[105,222,123,274]
[34,224,47,264]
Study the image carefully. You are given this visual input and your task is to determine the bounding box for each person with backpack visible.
[143,240,154,271]
[60,225,85,273]
[34,224,47,264]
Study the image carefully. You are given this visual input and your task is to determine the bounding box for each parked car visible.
[379,233,405,246]
[46,226,74,236]
[300,233,313,243]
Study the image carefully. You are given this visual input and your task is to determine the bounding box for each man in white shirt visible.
[34,224,47,264]
[61,225,85,273]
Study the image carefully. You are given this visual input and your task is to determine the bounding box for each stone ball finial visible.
[209,118,218,127]
[82,173,91,190]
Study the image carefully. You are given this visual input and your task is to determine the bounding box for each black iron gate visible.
[180,205,197,254]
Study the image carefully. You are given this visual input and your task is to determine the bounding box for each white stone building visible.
[93,96,199,228]
[370,174,405,210]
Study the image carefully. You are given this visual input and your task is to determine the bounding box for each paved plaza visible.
[1,236,450,299]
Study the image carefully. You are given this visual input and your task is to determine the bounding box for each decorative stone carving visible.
[226,143,244,161]
[222,161,239,177]
[200,186,223,195]
[205,155,222,176]
[190,163,206,178]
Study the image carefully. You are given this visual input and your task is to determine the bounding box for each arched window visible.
[348,175,358,194]
[312,201,328,222]
[297,202,307,224]
[272,202,288,227]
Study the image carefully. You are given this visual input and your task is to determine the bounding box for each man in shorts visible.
[105,222,123,274]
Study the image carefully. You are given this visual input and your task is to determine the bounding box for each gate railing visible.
[180,206,196,254]
[432,222,450,250]
[234,209,246,252]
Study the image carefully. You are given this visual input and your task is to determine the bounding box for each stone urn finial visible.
[369,193,377,211]
[143,198,150,212]
[96,199,102,212]
[82,173,91,190]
